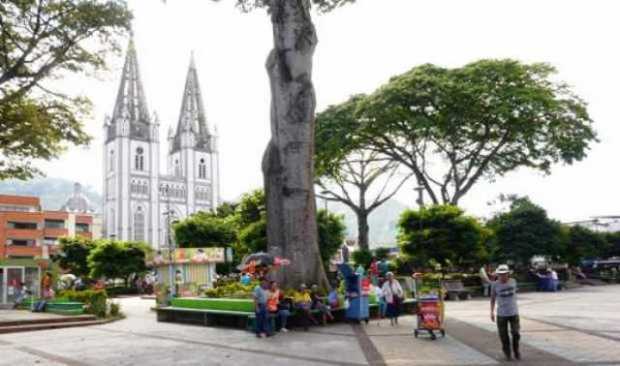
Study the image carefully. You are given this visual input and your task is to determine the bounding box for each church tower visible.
[103,37,161,246]
[167,54,219,214]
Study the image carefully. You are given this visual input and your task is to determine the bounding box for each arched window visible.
[198,158,206,179]
[135,147,144,171]
[134,207,145,242]
[109,150,115,172]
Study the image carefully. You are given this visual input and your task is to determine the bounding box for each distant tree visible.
[352,249,373,269]
[398,205,489,268]
[317,209,346,271]
[0,0,131,180]
[316,97,412,251]
[563,226,609,265]
[488,198,565,266]
[53,237,96,279]
[357,60,598,205]
[237,218,267,257]
[88,240,150,287]
[603,232,620,258]
[173,212,237,248]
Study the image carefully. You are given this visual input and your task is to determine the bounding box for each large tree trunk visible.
[262,0,329,290]
[357,210,370,251]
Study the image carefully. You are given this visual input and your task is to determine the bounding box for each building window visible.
[0,205,32,212]
[135,147,145,171]
[198,159,206,179]
[6,221,38,230]
[44,219,65,229]
[76,223,89,233]
[109,209,116,236]
[134,207,145,242]
[110,150,115,172]
[44,237,57,245]
[174,159,181,177]
[7,239,35,246]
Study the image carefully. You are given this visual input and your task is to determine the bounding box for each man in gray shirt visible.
[491,264,521,361]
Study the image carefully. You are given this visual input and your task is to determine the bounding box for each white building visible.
[102,39,220,249]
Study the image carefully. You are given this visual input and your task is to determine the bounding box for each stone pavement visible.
[0,310,68,324]
[0,285,618,366]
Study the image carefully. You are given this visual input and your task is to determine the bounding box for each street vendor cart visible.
[412,274,445,340]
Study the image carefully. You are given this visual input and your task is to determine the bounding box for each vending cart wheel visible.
[414,330,419,338]
[440,329,446,337]
[430,332,437,341]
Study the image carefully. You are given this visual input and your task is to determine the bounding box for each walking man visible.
[491,264,521,361]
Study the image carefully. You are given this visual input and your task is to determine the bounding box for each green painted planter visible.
[171,297,254,313]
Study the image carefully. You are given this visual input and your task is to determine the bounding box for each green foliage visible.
[109,302,121,317]
[53,237,96,278]
[349,59,597,205]
[237,218,267,255]
[202,281,258,299]
[398,205,489,268]
[564,226,609,265]
[373,247,391,260]
[0,0,131,180]
[488,198,565,266]
[236,189,266,228]
[317,209,346,268]
[58,289,108,318]
[352,249,373,269]
[604,232,620,258]
[88,240,150,283]
[173,212,237,248]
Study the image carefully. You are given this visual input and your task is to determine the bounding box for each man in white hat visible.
[491,264,521,361]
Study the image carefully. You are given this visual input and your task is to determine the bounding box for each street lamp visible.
[320,190,330,212]
[414,186,424,208]
[162,185,176,303]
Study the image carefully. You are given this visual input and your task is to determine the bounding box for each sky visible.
[34,0,620,223]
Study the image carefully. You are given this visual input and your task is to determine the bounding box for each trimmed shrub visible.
[59,289,108,318]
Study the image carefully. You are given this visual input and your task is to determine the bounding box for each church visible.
[102,38,220,249]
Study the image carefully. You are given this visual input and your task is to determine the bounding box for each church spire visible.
[112,35,151,126]
[171,52,212,153]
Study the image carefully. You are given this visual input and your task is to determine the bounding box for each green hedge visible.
[58,289,108,318]
[171,298,255,312]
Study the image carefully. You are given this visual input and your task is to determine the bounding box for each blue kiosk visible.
[338,263,369,322]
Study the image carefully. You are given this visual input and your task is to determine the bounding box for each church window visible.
[109,150,115,172]
[135,147,144,171]
[109,208,116,237]
[174,159,181,177]
[134,207,145,242]
[199,158,206,179]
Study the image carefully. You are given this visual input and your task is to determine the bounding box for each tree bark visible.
[357,210,370,252]
[262,0,329,290]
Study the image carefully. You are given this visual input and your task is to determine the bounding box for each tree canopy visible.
[0,0,131,180]
[53,237,95,278]
[398,205,489,268]
[488,197,565,266]
[348,59,597,205]
[88,240,150,283]
[173,212,237,248]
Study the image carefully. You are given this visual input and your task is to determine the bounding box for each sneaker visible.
[514,351,521,361]
[259,333,267,338]
[281,328,289,332]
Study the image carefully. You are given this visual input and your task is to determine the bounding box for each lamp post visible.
[162,185,176,303]
[320,190,330,212]
[414,186,424,208]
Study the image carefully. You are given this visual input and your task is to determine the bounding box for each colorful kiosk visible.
[148,247,225,304]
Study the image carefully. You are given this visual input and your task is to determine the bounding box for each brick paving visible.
[0,285,618,365]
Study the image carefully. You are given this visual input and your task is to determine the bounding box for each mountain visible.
[0,178,102,212]
[323,198,409,248]
[0,178,408,247]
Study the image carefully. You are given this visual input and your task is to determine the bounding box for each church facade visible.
[102,39,220,249]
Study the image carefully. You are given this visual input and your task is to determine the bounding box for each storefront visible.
[0,259,44,305]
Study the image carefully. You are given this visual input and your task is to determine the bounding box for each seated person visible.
[267,281,290,332]
[294,284,318,330]
[310,284,334,324]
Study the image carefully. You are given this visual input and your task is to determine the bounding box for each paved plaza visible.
[1,285,619,366]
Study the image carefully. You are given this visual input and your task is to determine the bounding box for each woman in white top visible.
[381,272,404,325]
